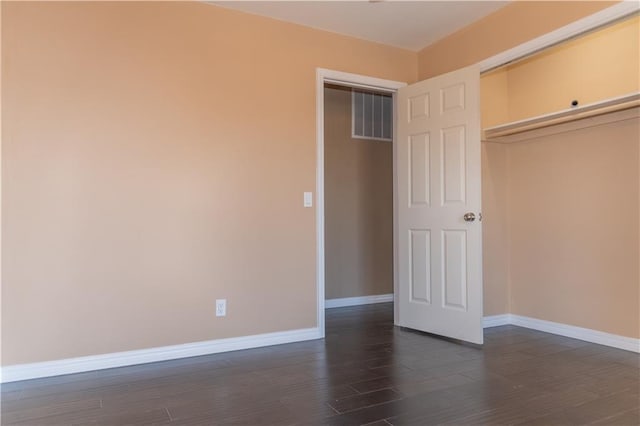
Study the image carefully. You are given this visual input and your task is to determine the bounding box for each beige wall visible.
[507,118,639,338]
[324,86,393,300]
[480,15,640,130]
[417,1,617,80]
[481,142,510,316]
[480,68,510,316]
[505,16,640,123]
[480,67,509,129]
[1,2,416,366]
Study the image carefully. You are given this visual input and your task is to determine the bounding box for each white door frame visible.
[314,1,638,337]
[315,69,405,338]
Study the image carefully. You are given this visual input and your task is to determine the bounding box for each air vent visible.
[352,90,393,141]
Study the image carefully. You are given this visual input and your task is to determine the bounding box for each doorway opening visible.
[323,83,394,319]
[315,70,405,337]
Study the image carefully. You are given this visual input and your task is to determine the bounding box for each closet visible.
[480,14,639,339]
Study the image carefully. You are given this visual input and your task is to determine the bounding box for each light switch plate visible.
[304,192,313,207]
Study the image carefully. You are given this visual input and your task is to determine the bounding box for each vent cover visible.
[352,90,393,141]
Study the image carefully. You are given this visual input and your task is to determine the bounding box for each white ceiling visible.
[211,1,509,52]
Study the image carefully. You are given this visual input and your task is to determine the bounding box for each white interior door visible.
[396,64,483,344]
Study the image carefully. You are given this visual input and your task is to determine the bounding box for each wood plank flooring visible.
[1,303,638,425]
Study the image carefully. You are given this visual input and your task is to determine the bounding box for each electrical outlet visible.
[216,299,226,317]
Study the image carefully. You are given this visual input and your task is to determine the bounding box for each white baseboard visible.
[483,313,639,353]
[483,314,511,328]
[1,327,322,383]
[325,293,394,308]
[510,315,640,353]
[4,311,637,383]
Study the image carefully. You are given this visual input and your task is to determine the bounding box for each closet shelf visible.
[483,92,640,142]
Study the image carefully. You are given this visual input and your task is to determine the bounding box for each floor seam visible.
[164,406,173,421]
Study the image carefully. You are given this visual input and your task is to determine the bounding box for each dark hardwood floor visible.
[2,303,638,425]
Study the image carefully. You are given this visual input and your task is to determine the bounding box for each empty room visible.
[1,1,638,425]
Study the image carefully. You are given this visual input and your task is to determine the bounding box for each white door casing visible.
[396,64,483,344]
